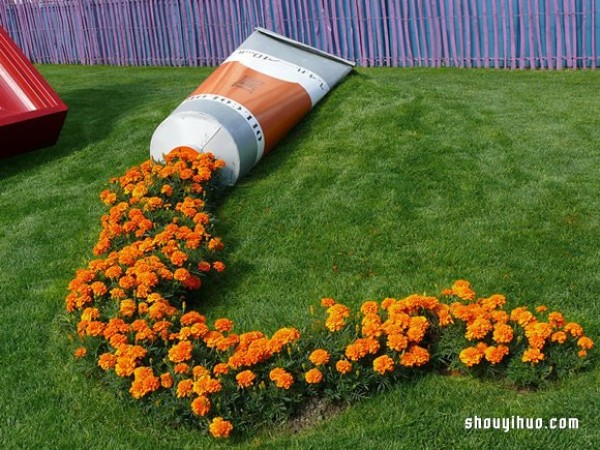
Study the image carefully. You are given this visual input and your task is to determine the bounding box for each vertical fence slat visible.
[0,0,598,69]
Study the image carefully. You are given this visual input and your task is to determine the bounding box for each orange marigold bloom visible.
[168,340,193,363]
[305,368,323,384]
[360,301,379,315]
[564,322,584,338]
[160,373,173,388]
[577,336,594,350]
[176,379,194,398]
[192,365,210,380]
[381,297,396,310]
[387,333,409,352]
[548,312,566,328]
[536,305,547,313]
[459,346,484,367]
[209,417,233,439]
[214,318,233,333]
[119,299,137,318]
[213,363,230,376]
[321,298,334,310]
[373,355,395,375]
[492,323,514,344]
[181,311,205,326]
[213,261,226,272]
[269,368,294,389]
[191,395,211,416]
[408,345,430,366]
[129,367,160,399]
[484,345,509,365]
[336,359,353,374]
[98,352,118,371]
[170,250,188,267]
[174,363,189,374]
[236,370,257,388]
[510,307,536,327]
[325,303,351,332]
[74,347,87,358]
[207,237,224,252]
[309,349,330,366]
[522,348,544,364]
[193,376,222,395]
[465,317,493,341]
[450,279,476,301]
[578,350,588,358]
[528,335,546,350]
[115,357,137,377]
[173,268,190,282]
[551,331,568,344]
[197,261,211,273]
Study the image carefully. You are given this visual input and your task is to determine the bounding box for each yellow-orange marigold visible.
[305,368,323,384]
[191,395,211,416]
[459,346,484,367]
[309,349,330,366]
[209,417,233,439]
[168,340,193,363]
[269,367,294,389]
[236,370,256,388]
[336,359,352,374]
[373,355,395,375]
[522,348,544,364]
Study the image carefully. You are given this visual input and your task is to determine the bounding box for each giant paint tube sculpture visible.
[150,28,355,185]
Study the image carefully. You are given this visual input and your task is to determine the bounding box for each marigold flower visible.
[484,345,509,365]
[213,261,226,272]
[236,370,257,388]
[130,366,160,399]
[309,349,330,366]
[336,359,352,374]
[465,317,493,341]
[197,261,211,272]
[408,345,430,366]
[213,363,230,376]
[191,395,211,416]
[550,331,567,344]
[536,305,547,313]
[578,350,588,358]
[450,280,476,301]
[381,297,396,310]
[577,336,594,350]
[168,340,193,363]
[459,346,484,367]
[98,352,118,371]
[174,363,190,374]
[360,301,379,315]
[269,368,294,389]
[387,333,409,352]
[173,268,190,282]
[119,299,137,318]
[74,347,87,358]
[208,237,224,251]
[176,379,194,398]
[548,312,566,328]
[209,417,233,439]
[305,368,323,384]
[373,355,395,375]
[192,365,210,380]
[115,357,137,377]
[522,348,545,364]
[214,318,233,333]
[181,311,205,326]
[492,323,514,344]
[193,376,222,395]
[564,322,584,338]
[160,373,173,388]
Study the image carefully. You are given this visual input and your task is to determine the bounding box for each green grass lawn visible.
[1,65,599,449]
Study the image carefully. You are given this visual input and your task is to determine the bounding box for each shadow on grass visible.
[0,81,158,181]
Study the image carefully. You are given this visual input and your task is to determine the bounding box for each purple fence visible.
[0,0,598,69]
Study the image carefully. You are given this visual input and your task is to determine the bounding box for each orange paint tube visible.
[150,28,354,185]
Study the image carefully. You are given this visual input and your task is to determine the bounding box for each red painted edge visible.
[0,26,68,157]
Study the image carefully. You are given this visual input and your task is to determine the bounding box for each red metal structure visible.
[0,26,67,158]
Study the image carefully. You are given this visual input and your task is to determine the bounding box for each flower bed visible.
[66,149,594,439]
